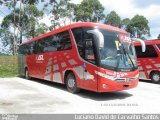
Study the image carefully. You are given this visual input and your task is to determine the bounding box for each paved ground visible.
[0,77,160,114]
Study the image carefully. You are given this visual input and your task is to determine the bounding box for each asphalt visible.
[0,77,160,113]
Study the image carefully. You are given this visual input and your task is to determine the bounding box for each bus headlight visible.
[102,84,107,89]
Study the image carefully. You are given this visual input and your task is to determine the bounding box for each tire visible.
[150,71,160,84]
[25,68,31,80]
[66,72,80,93]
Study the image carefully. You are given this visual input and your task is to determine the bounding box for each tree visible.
[34,23,48,37]
[157,34,160,39]
[104,11,121,28]
[121,18,130,30]
[24,4,44,38]
[75,0,104,22]
[127,15,150,38]
[45,0,77,30]
[1,4,48,55]
[0,28,14,55]
[67,2,77,24]
[1,5,45,39]
[23,0,39,4]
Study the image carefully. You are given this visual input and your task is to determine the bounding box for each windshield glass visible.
[97,29,137,71]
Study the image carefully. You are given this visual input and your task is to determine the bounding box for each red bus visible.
[18,22,145,93]
[134,39,160,83]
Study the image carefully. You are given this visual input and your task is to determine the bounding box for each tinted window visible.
[36,36,53,54]
[19,44,29,55]
[19,31,72,55]
[72,28,84,58]
[84,34,96,64]
[47,36,57,52]
[156,44,160,50]
[57,31,72,51]
[135,45,158,58]
[35,31,72,53]
[72,27,96,64]
[28,42,35,54]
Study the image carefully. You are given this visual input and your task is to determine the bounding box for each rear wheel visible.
[150,71,160,84]
[66,72,80,93]
[25,68,31,80]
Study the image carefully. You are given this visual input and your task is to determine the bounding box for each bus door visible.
[72,28,98,91]
[82,29,99,91]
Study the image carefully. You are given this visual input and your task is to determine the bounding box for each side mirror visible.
[87,29,104,48]
[132,38,146,52]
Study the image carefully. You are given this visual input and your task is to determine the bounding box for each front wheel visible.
[150,71,160,84]
[25,68,31,80]
[66,72,80,93]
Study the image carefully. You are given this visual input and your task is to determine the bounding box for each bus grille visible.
[115,77,136,82]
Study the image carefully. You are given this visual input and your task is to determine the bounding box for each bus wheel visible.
[25,68,31,80]
[66,72,80,93]
[151,71,160,84]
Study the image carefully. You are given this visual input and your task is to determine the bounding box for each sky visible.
[0,0,160,39]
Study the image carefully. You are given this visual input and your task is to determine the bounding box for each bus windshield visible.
[97,29,137,71]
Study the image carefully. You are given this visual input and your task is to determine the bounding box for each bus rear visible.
[18,22,144,93]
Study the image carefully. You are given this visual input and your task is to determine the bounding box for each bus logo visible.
[36,55,44,61]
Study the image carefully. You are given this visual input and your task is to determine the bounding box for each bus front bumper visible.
[98,78,139,92]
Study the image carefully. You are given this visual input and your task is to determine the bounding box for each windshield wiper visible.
[115,40,135,71]
[121,44,136,70]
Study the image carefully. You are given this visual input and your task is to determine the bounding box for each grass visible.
[0,55,18,77]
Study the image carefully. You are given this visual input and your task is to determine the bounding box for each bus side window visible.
[57,31,72,51]
[36,39,45,54]
[72,28,85,58]
[20,44,29,55]
[28,42,35,54]
[72,27,96,64]
[156,44,160,50]
[135,45,158,58]
[84,37,95,64]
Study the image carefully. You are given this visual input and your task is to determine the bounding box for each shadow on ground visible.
[19,76,133,101]
[139,79,152,83]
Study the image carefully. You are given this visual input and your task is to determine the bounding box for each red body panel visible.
[134,40,160,80]
[20,22,139,92]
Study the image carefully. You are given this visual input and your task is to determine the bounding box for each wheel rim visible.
[153,74,160,82]
[68,77,75,88]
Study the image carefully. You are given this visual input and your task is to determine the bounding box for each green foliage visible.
[1,5,46,40]
[48,0,77,29]
[127,15,150,38]
[0,56,18,77]
[25,5,44,17]
[0,0,152,55]
[35,23,48,36]
[23,5,45,38]
[157,34,160,39]
[104,11,121,28]
[23,0,39,4]
[121,18,130,30]
[1,9,29,29]
[0,29,14,55]
[75,0,104,22]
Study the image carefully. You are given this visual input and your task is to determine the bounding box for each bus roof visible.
[134,39,160,46]
[21,22,127,45]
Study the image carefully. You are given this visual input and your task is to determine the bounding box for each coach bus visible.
[18,22,145,93]
[134,39,160,84]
